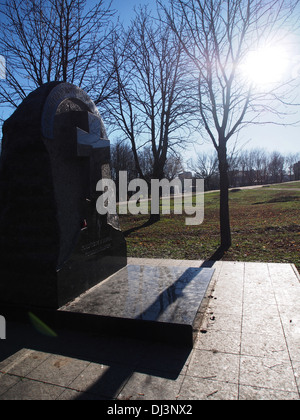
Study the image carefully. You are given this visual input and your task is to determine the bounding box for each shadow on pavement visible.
[1,320,191,400]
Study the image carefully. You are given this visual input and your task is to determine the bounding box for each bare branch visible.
[105,7,195,181]
[0,0,117,113]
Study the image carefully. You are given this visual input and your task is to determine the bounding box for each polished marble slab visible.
[59,265,215,346]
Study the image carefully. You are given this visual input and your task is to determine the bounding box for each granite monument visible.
[0,82,127,309]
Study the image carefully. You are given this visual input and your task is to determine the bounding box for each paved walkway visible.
[0,259,299,400]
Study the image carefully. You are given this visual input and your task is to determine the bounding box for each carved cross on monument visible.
[77,112,110,157]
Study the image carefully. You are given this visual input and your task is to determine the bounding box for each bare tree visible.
[268,151,285,183]
[110,140,136,182]
[191,152,219,191]
[160,0,300,251]
[164,154,184,181]
[251,149,268,185]
[106,7,194,221]
[0,0,116,116]
[285,152,300,181]
[294,161,300,180]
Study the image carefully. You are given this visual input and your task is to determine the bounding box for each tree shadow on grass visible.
[201,245,230,268]
[123,216,160,238]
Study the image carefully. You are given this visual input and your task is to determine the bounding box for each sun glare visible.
[241,45,290,87]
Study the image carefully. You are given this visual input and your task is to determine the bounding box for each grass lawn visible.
[119,181,300,273]
[266,181,300,189]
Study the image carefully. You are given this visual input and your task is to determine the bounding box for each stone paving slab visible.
[0,259,299,400]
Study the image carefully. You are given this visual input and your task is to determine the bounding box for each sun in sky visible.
[240,44,291,88]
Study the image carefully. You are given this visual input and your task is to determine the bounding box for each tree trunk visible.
[218,144,232,250]
[148,164,164,224]
[148,213,161,224]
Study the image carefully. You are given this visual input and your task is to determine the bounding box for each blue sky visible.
[110,0,300,158]
[1,0,299,160]
[112,0,153,23]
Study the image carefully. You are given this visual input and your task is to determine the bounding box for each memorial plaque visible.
[0,82,126,309]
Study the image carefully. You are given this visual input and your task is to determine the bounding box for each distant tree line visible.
[110,143,299,194]
[110,140,184,198]
[191,149,300,191]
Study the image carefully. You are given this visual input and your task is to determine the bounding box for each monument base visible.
[1,265,215,347]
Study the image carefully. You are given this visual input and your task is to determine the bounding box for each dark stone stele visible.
[0,82,127,309]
